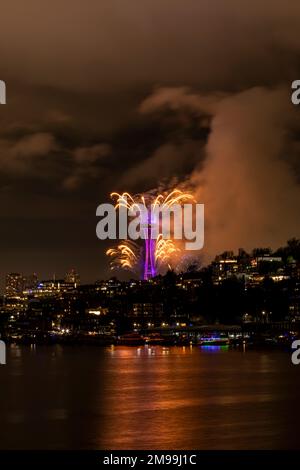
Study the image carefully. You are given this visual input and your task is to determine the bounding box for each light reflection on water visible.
[0,344,299,449]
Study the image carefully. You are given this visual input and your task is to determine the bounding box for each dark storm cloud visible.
[1,1,300,91]
[1,0,300,283]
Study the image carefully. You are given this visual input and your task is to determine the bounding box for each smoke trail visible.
[140,85,300,261]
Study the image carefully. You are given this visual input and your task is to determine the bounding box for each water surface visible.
[0,344,299,449]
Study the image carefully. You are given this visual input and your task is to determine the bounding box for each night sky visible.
[1,0,300,287]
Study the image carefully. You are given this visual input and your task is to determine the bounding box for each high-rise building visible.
[65,269,80,286]
[130,302,163,326]
[5,273,24,298]
[24,273,38,291]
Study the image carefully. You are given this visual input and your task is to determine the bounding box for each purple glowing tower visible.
[143,210,157,280]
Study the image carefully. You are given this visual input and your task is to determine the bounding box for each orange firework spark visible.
[106,189,195,277]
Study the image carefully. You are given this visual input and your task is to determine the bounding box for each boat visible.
[199,334,229,346]
[144,333,168,345]
[117,332,145,346]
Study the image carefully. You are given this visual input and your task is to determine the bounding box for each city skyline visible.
[2,236,299,288]
[1,239,299,346]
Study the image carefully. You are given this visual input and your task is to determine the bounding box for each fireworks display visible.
[106,189,195,279]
